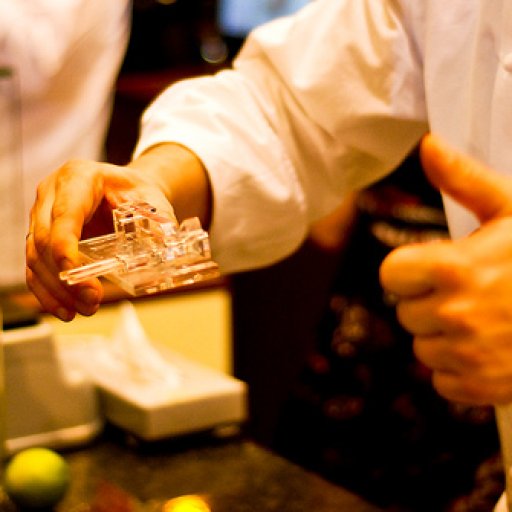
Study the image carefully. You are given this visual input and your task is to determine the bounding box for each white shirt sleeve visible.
[134,0,428,273]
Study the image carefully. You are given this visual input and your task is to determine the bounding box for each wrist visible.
[129,142,212,227]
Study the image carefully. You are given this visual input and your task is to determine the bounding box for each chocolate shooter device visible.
[59,202,220,296]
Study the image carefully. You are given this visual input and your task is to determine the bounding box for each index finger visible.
[50,161,157,269]
[49,161,119,269]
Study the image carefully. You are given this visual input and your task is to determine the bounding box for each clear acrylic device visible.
[59,202,220,296]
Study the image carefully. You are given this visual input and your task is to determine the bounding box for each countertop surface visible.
[6,426,382,512]
[1,289,382,511]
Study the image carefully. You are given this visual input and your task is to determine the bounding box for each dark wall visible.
[230,241,343,446]
[106,0,232,165]
[122,0,223,73]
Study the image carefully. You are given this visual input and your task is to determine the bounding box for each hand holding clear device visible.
[59,202,220,296]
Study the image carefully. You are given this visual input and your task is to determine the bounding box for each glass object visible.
[60,202,220,296]
[0,67,25,288]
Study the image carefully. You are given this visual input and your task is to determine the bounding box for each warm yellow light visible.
[163,495,211,512]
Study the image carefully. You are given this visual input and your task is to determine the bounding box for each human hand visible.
[26,159,175,321]
[380,134,512,405]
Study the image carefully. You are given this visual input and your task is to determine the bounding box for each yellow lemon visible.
[3,447,70,508]
[164,495,211,512]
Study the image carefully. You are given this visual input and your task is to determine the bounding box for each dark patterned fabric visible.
[274,156,504,511]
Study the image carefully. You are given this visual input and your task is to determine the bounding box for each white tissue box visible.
[58,301,248,441]
[4,322,102,454]
[93,341,247,440]
[56,299,247,442]
[6,302,247,444]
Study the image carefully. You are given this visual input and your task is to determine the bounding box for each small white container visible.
[3,322,102,454]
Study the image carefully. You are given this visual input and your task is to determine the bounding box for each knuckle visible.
[25,266,34,286]
[25,240,39,269]
[53,159,94,189]
[60,158,88,172]
[35,178,49,202]
[434,254,471,287]
[25,250,38,269]
[32,228,50,255]
[452,345,483,369]
[435,298,480,334]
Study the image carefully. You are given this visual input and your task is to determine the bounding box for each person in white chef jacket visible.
[0,0,130,287]
[23,1,512,508]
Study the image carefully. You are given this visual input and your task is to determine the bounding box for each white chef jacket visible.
[134,0,512,273]
[134,2,511,506]
[0,0,130,286]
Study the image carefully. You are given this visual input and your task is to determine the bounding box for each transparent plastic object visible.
[59,202,220,296]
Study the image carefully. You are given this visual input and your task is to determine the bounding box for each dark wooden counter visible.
[36,427,382,512]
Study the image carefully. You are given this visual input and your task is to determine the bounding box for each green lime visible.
[3,447,71,509]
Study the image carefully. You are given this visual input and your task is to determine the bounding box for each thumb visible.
[420,133,512,222]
